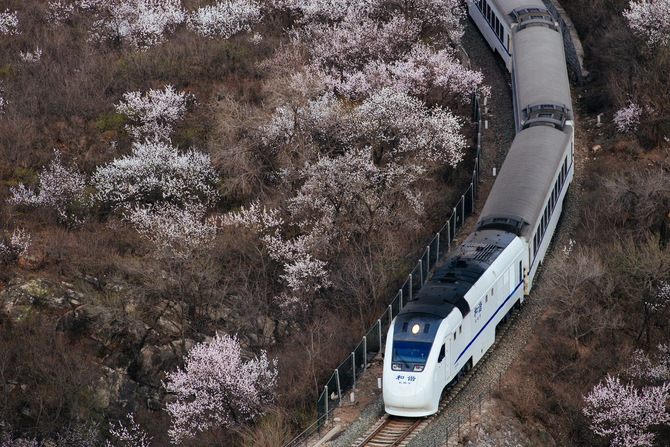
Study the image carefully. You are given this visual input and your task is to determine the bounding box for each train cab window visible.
[393,341,432,364]
[438,344,446,363]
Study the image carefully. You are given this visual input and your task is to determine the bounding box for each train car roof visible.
[493,0,548,16]
[513,26,572,128]
[398,231,517,319]
[477,125,572,239]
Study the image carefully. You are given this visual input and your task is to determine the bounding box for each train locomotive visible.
[383,0,575,417]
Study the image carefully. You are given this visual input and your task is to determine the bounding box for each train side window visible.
[479,0,483,10]
[459,325,462,334]
[454,332,457,340]
[438,344,446,363]
[519,261,523,283]
[485,293,488,303]
[491,287,494,297]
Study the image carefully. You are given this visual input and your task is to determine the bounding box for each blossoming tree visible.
[163,333,277,444]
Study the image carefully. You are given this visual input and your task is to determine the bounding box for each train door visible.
[436,337,450,382]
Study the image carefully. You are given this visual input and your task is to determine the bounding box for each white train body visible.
[383,231,525,416]
[383,0,575,417]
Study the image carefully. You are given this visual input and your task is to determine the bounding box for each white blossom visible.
[289,146,425,235]
[629,344,670,383]
[187,0,262,39]
[46,1,76,24]
[0,10,19,35]
[356,88,466,167]
[217,200,283,231]
[614,101,643,133]
[105,414,152,447]
[19,48,42,63]
[624,0,670,47]
[583,375,670,447]
[115,85,193,141]
[163,333,277,444]
[7,150,88,225]
[125,202,216,258]
[0,228,32,264]
[93,140,219,209]
[89,0,185,50]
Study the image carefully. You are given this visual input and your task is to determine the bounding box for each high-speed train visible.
[383,0,575,417]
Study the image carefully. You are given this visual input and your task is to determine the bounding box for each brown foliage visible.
[0,315,99,439]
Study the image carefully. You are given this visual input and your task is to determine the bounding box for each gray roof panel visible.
[513,26,572,126]
[477,125,572,238]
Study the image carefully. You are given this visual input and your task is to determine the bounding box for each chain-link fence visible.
[285,47,483,447]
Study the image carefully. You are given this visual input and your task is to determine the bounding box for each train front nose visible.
[383,374,430,415]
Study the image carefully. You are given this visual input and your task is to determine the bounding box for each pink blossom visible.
[624,0,670,47]
[583,375,670,447]
[163,333,277,444]
[105,414,152,447]
[613,101,643,133]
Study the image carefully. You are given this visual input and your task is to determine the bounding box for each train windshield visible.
[393,341,432,364]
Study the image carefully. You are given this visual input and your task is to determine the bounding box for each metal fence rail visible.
[285,47,483,447]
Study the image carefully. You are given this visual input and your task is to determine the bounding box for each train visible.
[382,0,574,417]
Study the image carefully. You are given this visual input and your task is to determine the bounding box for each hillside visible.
[1,0,670,446]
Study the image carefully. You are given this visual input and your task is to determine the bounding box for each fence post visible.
[461,194,465,222]
[419,260,423,286]
[378,319,383,356]
[388,305,393,327]
[363,336,367,373]
[336,369,342,405]
[352,352,356,390]
[426,245,431,276]
[399,288,403,310]
[447,220,451,253]
[470,183,474,213]
[409,274,412,301]
[325,385,329,423]
[436,232,440,261]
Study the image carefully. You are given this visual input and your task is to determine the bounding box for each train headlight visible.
[413,365,424,372]
[392,363,402,371]
[411,324,420,334]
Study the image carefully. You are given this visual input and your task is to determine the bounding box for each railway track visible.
[350,308,520,447]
